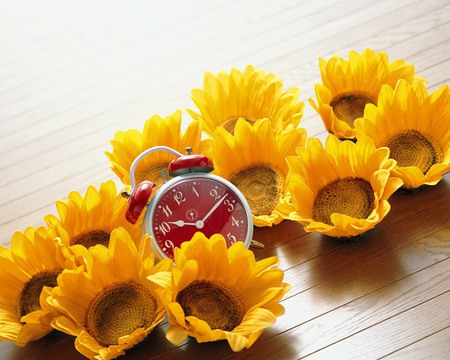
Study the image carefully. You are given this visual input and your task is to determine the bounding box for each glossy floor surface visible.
[0,0,449,359]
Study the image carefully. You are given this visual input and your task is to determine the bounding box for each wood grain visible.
[0,0,449,359]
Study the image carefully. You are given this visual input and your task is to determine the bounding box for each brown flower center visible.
[230,165,284,216]
[86,282,157,347]
[313,177,375,225]
[330,92,377,127]
[384,130,442,174]
[176,280,244,331]
[73,230,110,248]
[223,118,256,134]
[136,161,170,186]
[18,269,62,319]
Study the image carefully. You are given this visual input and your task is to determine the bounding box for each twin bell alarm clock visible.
[122,145,254,260]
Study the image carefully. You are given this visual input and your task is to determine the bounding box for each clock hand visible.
[167,220,197,227]
[201,193,228,223]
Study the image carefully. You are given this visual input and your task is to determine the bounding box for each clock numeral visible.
[231,216,240,227]
[192,186,200,198]
[224,199,234,212]
[209,188,221,201]
[226,232,237,244]
[173,191,186,206]
[162,204,172,217]
[158,222,171,236]
[165,239,175,251]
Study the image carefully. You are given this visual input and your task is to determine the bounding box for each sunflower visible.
[208,118,307,227]
[186,65,304,136]
[48,227,173,360]
[309,48,425,140]
[151,232,290,352]
[106,110,207,186]
[44,180,142,259]
[0,226,77,346]
[278,135,403,238]
[355,80,450,189]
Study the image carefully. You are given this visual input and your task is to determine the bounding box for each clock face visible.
[149,174,252,259]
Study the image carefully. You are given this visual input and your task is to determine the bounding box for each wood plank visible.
[0,0,449,358]
[305,291,450,359]
[382,327,450,359]
[0,0,333,129]
[134,184,450,359]
[3,0,447,170]
[1,0,444,162]
[133,256,450,360]
[284,259,450,358]
[1,0,446,211]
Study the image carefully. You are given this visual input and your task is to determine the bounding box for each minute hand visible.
[201,193,228,223]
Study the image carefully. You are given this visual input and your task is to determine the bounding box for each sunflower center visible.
[73,230,110,248]
[313,177,374,225]
[330,92,376,127]
[86,282,157,347]
[176,280,244,331]
[18,269,62,319]
[136,161,170,186]
[384,130,442,174]
[230,165,284,216]
[223,118,256,135]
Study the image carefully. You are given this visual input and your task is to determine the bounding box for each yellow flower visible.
[105,110,207,186]
[0,226,77,346]
[48,228,173,360]
[309,48,424,140]
[355,80,450,189]
[208,118,307,227]
[44,181,142,259]
[187,65,304,136]
[153,232,290,352]
[279,135,403,238]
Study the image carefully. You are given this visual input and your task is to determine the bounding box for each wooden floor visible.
[1,0,449,359]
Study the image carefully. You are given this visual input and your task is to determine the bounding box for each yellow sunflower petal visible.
[188,65,304,136]
[0,227,77,346]
[107,227,139,281]
[356,80,449,189]
[47,228,169,359]
[163,234,289,351]
[45,181,142,254]
[209,118,307,227]
[166,324,189,346]
[106,110,206,186]
[166,302,188,328]
[175,259,199,292]
[283,134,400,238]
[51,314,85,336]
[224,331,249,352]
[311,48,423,140]
[75,330,105,360]
[233,307,276,334]
[15,321,54,347]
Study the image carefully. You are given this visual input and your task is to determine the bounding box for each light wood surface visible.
[0,0,449,359]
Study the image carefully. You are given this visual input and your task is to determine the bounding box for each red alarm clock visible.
[123,146,254,260]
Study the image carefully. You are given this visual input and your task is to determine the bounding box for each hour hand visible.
[167,220,197,227]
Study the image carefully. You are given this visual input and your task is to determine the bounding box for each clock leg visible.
[250,239,265,249]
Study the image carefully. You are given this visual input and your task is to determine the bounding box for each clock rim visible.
[144,172,254,260]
